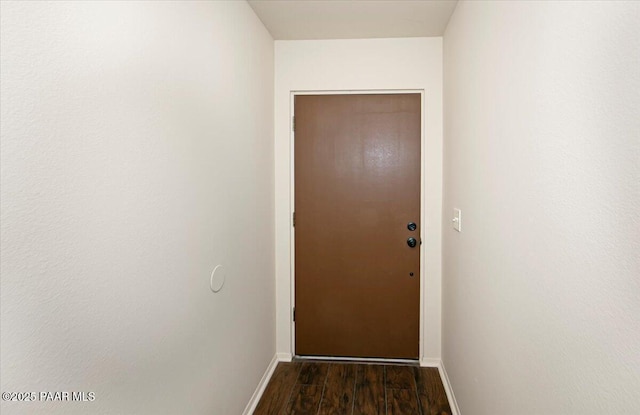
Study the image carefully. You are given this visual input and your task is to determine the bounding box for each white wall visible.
[0,2,274,414]
[275,38,443,362]
[443,1,640,414]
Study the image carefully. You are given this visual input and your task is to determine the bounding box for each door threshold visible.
[294,355,419,366]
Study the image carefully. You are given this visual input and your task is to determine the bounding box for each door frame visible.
[289,89,426,361]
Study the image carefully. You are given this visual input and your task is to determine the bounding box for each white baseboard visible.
[438,360,461,415]
[276,352,293,362]
[242,354,279,415]
[419,357,441,367]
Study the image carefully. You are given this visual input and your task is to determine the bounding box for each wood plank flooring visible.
[253,361,451,415]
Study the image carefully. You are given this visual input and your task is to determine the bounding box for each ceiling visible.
[247,0,458,40]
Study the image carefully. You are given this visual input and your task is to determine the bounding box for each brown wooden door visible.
[294,93,421,359]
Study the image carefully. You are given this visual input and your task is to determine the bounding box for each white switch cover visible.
[453,208,462,232]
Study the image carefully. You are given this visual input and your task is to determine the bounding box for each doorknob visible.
[407,237,417,248]
[407,222,417,231]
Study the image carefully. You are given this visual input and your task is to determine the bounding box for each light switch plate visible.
[453,208,461,232]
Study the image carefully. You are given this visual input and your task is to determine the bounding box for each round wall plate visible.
[210,265,226,293]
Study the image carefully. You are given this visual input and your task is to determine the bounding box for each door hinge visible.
[292,211,296,227]
[293,307,296,322]
[292,116,296,132]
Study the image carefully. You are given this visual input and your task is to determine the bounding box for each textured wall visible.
[442,1,640,414]
[274,38,443,362]
[0,2,274,414]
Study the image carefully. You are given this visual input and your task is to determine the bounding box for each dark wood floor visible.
[253,361,452,415]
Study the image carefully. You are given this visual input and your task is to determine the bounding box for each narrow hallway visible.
[255,361,451,415]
